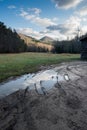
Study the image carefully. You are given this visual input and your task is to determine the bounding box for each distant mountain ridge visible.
[40,36,54,43]
[18,33,54,52]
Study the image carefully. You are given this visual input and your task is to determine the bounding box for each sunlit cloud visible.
[17,28,43,39]
[76,6,87,16]
[20,8,56,27]
[47,15,82,39]
[28,8,41,16]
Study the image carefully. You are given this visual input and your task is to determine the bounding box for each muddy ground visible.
[0,61,87,130]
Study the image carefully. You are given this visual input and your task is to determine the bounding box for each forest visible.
[0,22,27,53]
[0,21,82,53]
[53,38,81,54]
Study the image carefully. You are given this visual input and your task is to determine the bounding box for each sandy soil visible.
[0,61,87,130]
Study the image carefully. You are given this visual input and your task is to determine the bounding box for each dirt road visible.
[0,61,87,130]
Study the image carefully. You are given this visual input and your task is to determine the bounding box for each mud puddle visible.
[0,62,87,98]
[0,70,64,97]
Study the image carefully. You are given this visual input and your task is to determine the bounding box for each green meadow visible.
[0,53,80,82]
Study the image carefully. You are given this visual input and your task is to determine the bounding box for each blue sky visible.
[0,0,87,40]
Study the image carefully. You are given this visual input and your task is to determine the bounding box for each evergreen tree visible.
[0,22,27,53]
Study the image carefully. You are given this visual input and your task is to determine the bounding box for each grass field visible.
[0,53,80,82]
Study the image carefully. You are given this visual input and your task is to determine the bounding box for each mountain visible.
[40,36,54,43]
[0,20,54,53]
[18,33,54,52]
[18,33,37,45]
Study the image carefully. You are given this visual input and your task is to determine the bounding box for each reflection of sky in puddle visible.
[0,67,80,97]
[0,69,62,97]
[24,70,64,94]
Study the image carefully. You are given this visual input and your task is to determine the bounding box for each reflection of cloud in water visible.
[64,74,70,81]
[0,63,83,97]
[24,70,64,94]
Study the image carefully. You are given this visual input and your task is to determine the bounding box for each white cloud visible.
[53,0,83,9]
[82,18,87,22]
[18,13,87,40]
[47,16,81,32]
[8,5,16,9]
[81,25,87,35]
[17,15,83,40]
[17,5,87,40]
[47,16,81,39]
[17,28,43,39]
[28,8,41,15]
[20,8,56,27]
[52,17,58,22]
[76,6,87,16]
[66,16,81,28]
[41,30,67,40]
[17,27,66,40]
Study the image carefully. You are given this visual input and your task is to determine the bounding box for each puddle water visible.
[0,65,81,98]
[0,69,65,97]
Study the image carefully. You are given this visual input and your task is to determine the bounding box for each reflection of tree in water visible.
[25,64,87,96]
[34,82,47,95]
[33,73,70,96]
[34,83,39,95]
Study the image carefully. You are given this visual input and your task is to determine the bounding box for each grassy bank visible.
[0,53,80,82]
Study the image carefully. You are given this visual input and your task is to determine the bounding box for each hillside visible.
[19,33,54,52]
[40,36,54,43]
[0,21,54,53]
[18,33,37,45]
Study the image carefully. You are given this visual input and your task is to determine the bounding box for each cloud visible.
[40,30,66,40]
[82,18,87,22]
[17,28,43,39]
[52,17,59,22]
[76,6,87,16]
[81,25,87,34]
[17,27,67,40]
[8,5,16,9]
[53,0,83,9]
[28,8,41,15]
[47,16,81,39]
[20,8,56,27]
[47,24,77,35]
[18,12,86,40]
[17,15,82,40]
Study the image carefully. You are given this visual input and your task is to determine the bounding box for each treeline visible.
[0,22,27,53]
[53,38,81,54]
[0,21,82,54]
[27,45,51,52]
[0,22,52,53]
